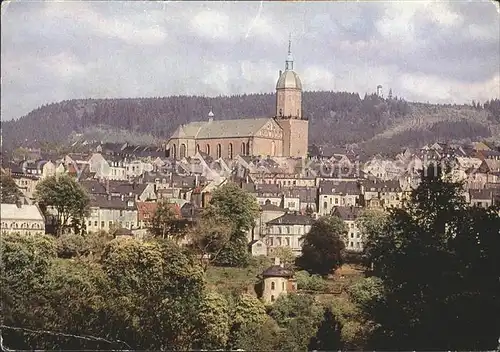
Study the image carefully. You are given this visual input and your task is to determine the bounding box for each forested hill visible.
[2,92,500,155]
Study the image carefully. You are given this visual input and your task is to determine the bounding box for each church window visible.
[171,144,177,159]
[241,142,246,155]
[228,143,233,159]
[206,144,211,156]
[246,142,250,155]
[179,144,186,159]
[196,144,200,153]
[216,144,222,158]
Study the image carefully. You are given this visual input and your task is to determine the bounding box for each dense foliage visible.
[296,215,347,276]
[362,166,500,350]
[2,92,496,155]
[34,175,90,236]
[0,173,23,204]
[201,182,260,267]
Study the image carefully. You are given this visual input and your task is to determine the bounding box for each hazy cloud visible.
[1,0,499,121]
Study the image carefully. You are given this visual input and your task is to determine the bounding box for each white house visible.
[0,203,45,234]
[264,212,314,257]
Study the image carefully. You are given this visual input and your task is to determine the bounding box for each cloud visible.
[1,0,499,121]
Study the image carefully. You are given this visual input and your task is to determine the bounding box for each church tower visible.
[275,36,309,158]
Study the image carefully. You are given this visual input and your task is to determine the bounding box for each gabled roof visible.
[0,203,44,221]
[170,118,277,140]
[333,206,362,221]
[318,180,361,195]
[267,212,314,226]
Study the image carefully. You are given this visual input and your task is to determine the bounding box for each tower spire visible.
[285,33,293,71]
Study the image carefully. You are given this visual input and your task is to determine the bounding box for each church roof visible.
[170,118,277,140]
[276,70,302,90]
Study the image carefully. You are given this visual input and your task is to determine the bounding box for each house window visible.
[101,221,104,228]
[288,202,295,208]
[109,221,113,227]
[350,233,354,238]
[271,282,275,290]
[228,143,233,159]
[286,226,290,234]
[271,295,275,302]
[278,227,282,234]
[282,282,285,290]
[323,201,328,209]
[94,221,98,227]
[285,237,290,246]
[276,237,282,246]
[335,198,339,204]
[88,221,92,226]
[350,241,354,247]
[268,237,274,246]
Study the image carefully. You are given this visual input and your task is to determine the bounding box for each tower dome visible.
[276,35,302,90]
[276,70,302,90]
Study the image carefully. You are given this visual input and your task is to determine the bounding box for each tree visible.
[364,166,500,350]
[203,182,260,267]
[194,290,231,350]
[272,246,295,267]
[100,237,206,350]
[34,175,90,236]
[188,215,234,271]
[356,208,389,269]
[296,216,347,276]
[147,200,182,240]
[0,173,23,204]
[308,307,343,351]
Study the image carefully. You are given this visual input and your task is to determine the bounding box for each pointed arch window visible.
[241,142,246,156]
[206,144,211,156]
[246,142,251,156]
[228,143,233,159]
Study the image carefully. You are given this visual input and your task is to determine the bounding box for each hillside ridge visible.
[2,92,499,155]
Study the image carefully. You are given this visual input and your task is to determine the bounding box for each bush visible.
[296,270,328,292]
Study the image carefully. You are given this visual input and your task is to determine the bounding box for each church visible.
[166,40,309,160]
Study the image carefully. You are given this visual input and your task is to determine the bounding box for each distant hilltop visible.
[2,92,499,156]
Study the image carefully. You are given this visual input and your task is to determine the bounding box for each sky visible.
[1,0,499,121]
